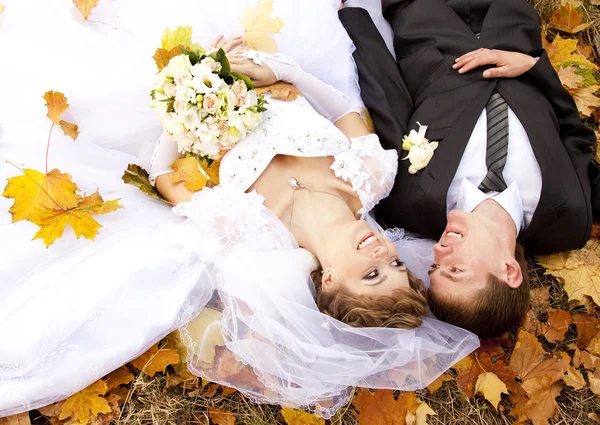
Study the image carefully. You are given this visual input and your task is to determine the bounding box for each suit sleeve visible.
[338,7,413,152]
[525,50,598,218]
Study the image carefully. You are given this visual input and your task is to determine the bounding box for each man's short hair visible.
[427,244,530,338]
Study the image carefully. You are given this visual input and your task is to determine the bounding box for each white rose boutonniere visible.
[401,122,439,174]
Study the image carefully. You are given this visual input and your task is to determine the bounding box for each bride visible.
[0,0,478,419]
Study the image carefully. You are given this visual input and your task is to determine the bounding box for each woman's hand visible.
[211,35,277,87]
[453,48,537,79]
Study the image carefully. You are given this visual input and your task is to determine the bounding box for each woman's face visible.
[322,221,410,296]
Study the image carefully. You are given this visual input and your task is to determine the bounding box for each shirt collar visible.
[454,178,524,234]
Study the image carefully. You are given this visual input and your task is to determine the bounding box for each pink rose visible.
[217,121,229,132]
[231,79,248,98]
[202,93,221,114]
[201,57,218,72]
[164,83,177,98]
[174,99,187,114]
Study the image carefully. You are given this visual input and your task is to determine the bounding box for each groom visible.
[339,0,598,337]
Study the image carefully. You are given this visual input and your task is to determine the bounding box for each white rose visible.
[175,86,196,104]
[231,80,248,98]
[176,130,197,153]
[242,111,263,130]
[174,99,188,114]
[166,55,192,76]
[164,83,177,98]
[405,141,439,174]
[244,91,258,107]
[164,112,184,136]
[174,70,193,87]
[200,57,218,72]
[203,93,221,115]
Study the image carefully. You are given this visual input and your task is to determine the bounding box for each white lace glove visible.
[149,133,181,186]
[258,51,355,123]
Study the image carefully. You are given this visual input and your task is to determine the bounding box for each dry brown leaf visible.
[129,344,180,377]
[573,85,600,117]
[452,355,480,398]
[589,413,600,423]
[521,382,564,425]
[73,0,99,19]
[208,407,236,425]
[0,413,31,425]
[353,389,416,425]
[426,373,453,393]
[509,331,568,386]
[58,380,111,424]
[549,4,591,33]
[557,66,584,90]
[544,309,573,343]
[240,0,283,53]
[122,164,170,204]
[256,82,302,101]
[103,366,134,391]
[475,372,509,409]
[573,313,600,348]
[281,409,325,425]
[563,366,586,389]
[586,332,600,356]
[589,370,600,396]
[478,352,520,394]
[538,240,600,306]
[36,401,64,418]
[153,45,186,72]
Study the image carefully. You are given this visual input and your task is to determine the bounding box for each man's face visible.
[428,210,505,299]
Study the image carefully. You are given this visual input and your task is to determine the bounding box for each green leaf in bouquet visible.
[167,101,175,113]
[211,48,230,74]
[161,26,193,51]
[219,73,234,85]
[179,46,201,65]
[231,72,255,90]
[122,164,170,205]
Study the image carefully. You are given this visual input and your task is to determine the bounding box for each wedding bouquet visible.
[150,47,267,161]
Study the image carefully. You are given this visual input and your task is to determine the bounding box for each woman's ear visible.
[321,271,337,293]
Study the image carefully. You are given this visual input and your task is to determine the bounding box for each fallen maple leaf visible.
[73,0,99,19]
[2,168,80,223]
[168,157,219,192]
[30,191,122,247]
[185,307,225,365]
[413,400,436,425]
[557,66,584,90]
[544,34,598,72]
[544,309,573,343]
[452,355,480,398]
[589,370,600,396]
[573,85,600,117]
[550,4,591,33]
[426,373,453,393]
[153,45,186,72]
[161,26,193,51]
[256,82,302,101]
[281,409,325,425]
[130,344,180,377]
[519,382,564,425]
[121,164,170,204]
[240,0,284,53]
[563,366,586,389]
[353,389,416,425]
[103,366,134,391]
[43,91,79,140]
[573,313,600,348]
[509,331,567,386]
[538,240,600,306]
[208,407,236,425]
[0,413,31,425]
[475,372,509,409]
[59,380,111,424]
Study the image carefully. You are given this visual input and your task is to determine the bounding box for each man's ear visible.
[321,271,337,293]
[504,257,523,289]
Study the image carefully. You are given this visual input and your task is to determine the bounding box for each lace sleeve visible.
[331,133,398,217]
[149,133,182,186]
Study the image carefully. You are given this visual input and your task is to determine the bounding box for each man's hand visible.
[453,48,537,79]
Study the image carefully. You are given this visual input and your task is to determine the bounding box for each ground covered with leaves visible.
[4,0,600,424]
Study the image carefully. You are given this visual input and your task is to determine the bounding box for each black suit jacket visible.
[339,0,596,255]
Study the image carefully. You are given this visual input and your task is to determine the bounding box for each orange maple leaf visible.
[58,380,111,424]
[43,91,79,140]
[255,82,303,101]
[549,4,591,33]
[208,407,236,425]
[352,389,417,425]
[129,344,180,377]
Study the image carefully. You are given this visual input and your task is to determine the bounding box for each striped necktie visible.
[478,91,509,192]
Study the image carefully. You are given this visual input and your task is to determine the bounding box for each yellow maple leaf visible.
[129,344,180,377]
[2,168,81,223]
[72,0,99,19]
[43,91,79,140]
[208,407,236,425]
[240,0,283,54]
[557,66,584,90]
[563,366,586,389]
[538,240,600,305]
[281,409,325,425]
[0,413,31,425]
[161,26,193,51]
[168,157,219,191]
[474,372,509,409]
[185,307,226,365]
[544,34,598,71]
[58,380,111,424]
[414,400,436,425]
[103,366,134,391]
[550,4,591,33]
[256,82,303,101]
[572,85,600,117]
[30,191,122,247]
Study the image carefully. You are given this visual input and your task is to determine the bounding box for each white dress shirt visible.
[446,106,543,234]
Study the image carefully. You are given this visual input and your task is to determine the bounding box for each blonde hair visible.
[311,269,428,329]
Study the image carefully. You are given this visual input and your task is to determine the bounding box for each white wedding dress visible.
[0,0,479,419]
